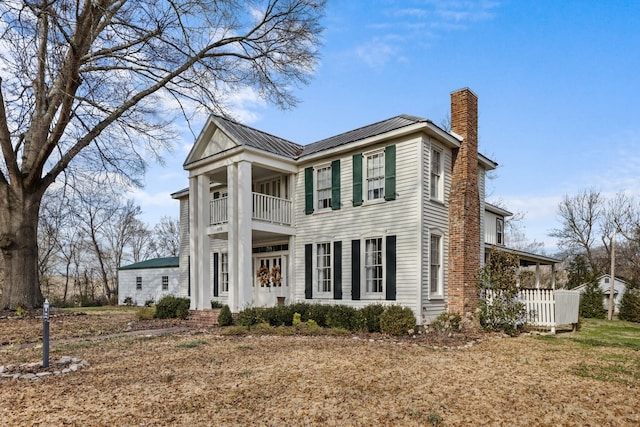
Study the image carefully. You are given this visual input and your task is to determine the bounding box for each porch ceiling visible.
[208,164,283,186]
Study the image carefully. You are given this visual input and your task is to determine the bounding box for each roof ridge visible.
[213,114,303,149]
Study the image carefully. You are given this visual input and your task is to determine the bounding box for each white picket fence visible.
[483,288,580,334]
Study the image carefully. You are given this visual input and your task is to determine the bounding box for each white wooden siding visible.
[178,197,190,298]
[421,137,452,323]
[484,210,500,245]
[294,136,423,318]
[118,267,180,306]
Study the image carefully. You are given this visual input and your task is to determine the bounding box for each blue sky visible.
[133,0,640,254]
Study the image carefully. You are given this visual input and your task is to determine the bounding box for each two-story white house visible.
[172,88,542,323]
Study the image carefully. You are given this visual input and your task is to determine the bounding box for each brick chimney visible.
[448,88,481,317]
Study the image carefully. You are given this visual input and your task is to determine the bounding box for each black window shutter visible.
[351,240,360,300]
[384,145,396,201]
[386,235,396,300]
[304,167,314,214]
[352,154,363,206]
[305,244,313,299]
[213,191,220,199]
[333,241,342,300]
[213,253,219,297]
[331,159,341,210]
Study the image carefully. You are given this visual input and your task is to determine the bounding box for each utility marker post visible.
[43,298,50,368]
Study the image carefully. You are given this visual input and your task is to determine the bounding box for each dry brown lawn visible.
[1,309,638,426]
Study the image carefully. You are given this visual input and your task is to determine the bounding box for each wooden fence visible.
[483,288,580,334]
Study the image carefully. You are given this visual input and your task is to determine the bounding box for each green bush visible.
[306,304,330,327]
[136,307,155,320]
[619,287,640,323]
[211,300,224,309]
[260,305,295,327]
[144,299,154,307]
[155,295,191,319]
[478,248,526,335]
[357,304,386,332]
[236,307,265,328]
[579,279,606,319]
[326,305,358,330]
[431,312,462,333]
[217,305,233,326]
[379,305,416,336]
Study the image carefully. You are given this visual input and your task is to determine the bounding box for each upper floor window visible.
[352,145,396,206]
[136,276,142,290]
[161,276,169,291]
[305,160,340,214]
[496,218,504,245]
[431,149,442,201]
[366,151,385,200]
[316,165,332,210]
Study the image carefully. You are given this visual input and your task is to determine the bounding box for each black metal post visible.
[43,298,50,368]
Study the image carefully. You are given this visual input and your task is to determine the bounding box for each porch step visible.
[187,309,221,328]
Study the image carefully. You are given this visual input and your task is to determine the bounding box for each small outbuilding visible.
[574,274,629,314]
[118,257,180,306]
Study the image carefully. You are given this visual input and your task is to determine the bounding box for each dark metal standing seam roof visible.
[214,115,303,159]
[119,257,180,270]
[299,114,429,157]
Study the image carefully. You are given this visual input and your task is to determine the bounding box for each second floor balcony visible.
[210,192,293,226]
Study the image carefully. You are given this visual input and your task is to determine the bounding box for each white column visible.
[196,174,211,310]
[237,161,253,309]
[551,263,556,290]
[188,177,199,310]
[535,263,541,289]
[227,163,239,312]
[288,235,296,302]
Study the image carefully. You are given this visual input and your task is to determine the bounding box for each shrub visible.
[236,307,264,328]
[430,312,462,333]
[357,304,386,332]
[619,287,640,323]
[218,305,233,326]
[155,295,191,319]
[136,307,155,320]
[326,305,358,330]
[144,299,154,307]
[123,296,134,306]
[379,306,416,336]
[579,279,606,319]
[260,305,294,327]
[306,304,330,327]
[478,248,526,335]
[211,300,224,309]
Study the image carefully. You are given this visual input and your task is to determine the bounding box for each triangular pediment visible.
[184,116,240,166]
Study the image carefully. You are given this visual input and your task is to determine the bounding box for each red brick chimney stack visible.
[448,88,481,317]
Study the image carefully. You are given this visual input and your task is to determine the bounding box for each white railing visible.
[253,193,292,225]
[209,193,292,226]
[210,197,228,225]
[483,288,580,333]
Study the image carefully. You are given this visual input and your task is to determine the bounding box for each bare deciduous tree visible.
[550,189,603,273]
[152,216,180,258]
[0,0,325,308]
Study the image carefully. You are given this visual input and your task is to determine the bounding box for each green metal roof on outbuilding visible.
[118,257,179,271]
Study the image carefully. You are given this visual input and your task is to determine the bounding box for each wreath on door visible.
[257,265,270,287]
[270,265,282,287]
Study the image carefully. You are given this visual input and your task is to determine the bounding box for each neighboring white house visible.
[574,274,629,314]
[171,88,555,324]
[118,257,180,306]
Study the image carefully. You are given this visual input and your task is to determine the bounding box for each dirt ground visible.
[1,310,638,426]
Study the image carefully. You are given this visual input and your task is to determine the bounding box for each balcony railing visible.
[209,193,292,226]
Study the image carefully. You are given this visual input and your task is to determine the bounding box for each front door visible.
[253,254,287,307]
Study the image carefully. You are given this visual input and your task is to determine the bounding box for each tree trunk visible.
[0,190,43,309]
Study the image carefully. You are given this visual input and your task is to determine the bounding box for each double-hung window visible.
[317,243,332,293]
[366,151,385,200]
[221,253,229,292]
[431,149,442,200]
[161,276,169,291]
[136,276,142,290]
[496,218,504,245]
[365,237,384,293]
[430,234,442,296]
[316,165,332,210]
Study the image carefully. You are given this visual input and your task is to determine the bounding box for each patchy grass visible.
[1,314,639,426]
[533,318,640,385]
